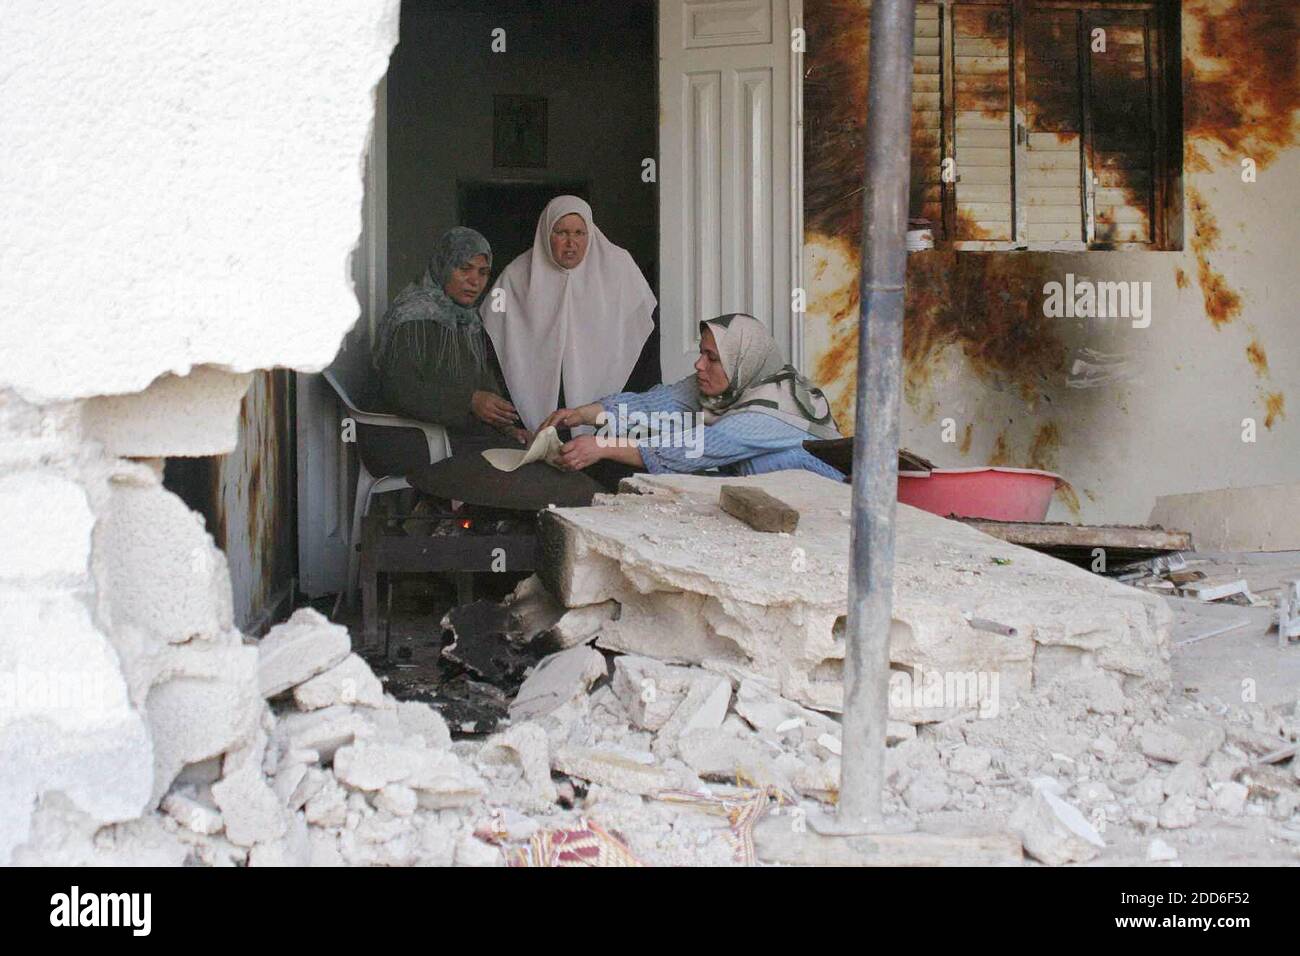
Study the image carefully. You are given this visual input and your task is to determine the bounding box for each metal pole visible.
[836,0,916,830]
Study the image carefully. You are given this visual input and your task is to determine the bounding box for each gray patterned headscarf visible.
[374,227,493,375]
[697,313,841,440]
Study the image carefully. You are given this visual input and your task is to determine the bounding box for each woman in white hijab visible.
[480,195,658,433]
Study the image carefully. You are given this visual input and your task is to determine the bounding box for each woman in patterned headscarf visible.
[376,226,525,442]
[539,312,844,480]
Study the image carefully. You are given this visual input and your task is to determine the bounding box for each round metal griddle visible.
[406,438,602,510]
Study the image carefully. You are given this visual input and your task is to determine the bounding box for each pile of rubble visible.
[12,470,1299,866]
[13,597,1300,867]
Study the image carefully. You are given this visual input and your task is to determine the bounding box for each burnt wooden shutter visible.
[910,3,945,233]
[1019,7,1086,243]
[951,2,1014,241]
[1083,8,1158,244]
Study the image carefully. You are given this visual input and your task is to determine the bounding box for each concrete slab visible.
[540,472,1171,716]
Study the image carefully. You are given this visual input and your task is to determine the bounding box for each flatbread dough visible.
[481,426,565,472]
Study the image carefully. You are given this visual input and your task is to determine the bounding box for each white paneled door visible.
[659,0,798,382]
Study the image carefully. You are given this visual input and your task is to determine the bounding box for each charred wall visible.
[803,0,1299,522]
[165,369,297,634]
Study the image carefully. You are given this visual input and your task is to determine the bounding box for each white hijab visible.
[480,195,656,432]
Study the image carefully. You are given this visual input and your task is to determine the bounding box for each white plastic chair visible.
[321,368,452,605]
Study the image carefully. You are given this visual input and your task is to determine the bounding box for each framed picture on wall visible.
[493,95,548,169]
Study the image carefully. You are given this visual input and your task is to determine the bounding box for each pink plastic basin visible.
[897,467,1062,522]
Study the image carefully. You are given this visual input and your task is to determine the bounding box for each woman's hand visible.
[501,426,533,446]
[555,435,605,472]
[471,390,519,428]
[539,403,601,433]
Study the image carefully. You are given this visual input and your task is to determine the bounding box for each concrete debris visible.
[480,722,559,808]
[333,741,427,792]
[1209,781,1249,816]
[294,654,388,711]
[145,642,262,805]
[454,832,503,867]
[509,643,607,722]
[1140,719,1226,766]
[161,790,223,836]
[274,706,372,762]
[652,673,731,755]
[211,766,287,848]
[1158,794,1199,830]
[257,608,351,699]
[1147,838,1179,862]
[553,602,620,649]
[375,785,419,818]
[1011,786,1106,866]
[674,729,794,797]
[904,774,951,813]
[552,745,685,796]
[396,700,453,750]
[611,655,704,731]
[24,467,1294,868]
[949,745,994,778]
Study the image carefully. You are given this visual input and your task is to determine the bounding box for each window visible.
[909,0,1181,250]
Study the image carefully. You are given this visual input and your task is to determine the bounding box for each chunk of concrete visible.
[1209,781,1248,816]
[551,745,684,796]
[332,741,483,811]
[1162,761,1205,799]
[611,655,697,731]
[1010,787,1106,866]
[509,643,606,722]
[734,678,837,737]
[1158,793,1198,829]
[293,653,387,711]
[303,779,348,828]
[480,722,558,807]
[1147,838,1178,862]
[257,607,350,698]
[395,699,452,750]
[674,730,794,796]
[904,773,952,813]
[407,750,486,810]
[161,790,223,836]
[211,766,287,848]
[552,601,619,649]
[333,741,425,792]
[652,673,732,754]
[273,705,372,761]
[144,641,262,805]
[1139,719,1226,766]
[949,745,994,778]
[375,784,418,818]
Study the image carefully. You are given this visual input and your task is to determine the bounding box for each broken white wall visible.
[0,0,400,863]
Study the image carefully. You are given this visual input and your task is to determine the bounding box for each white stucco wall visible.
[0,1,400,863]
[0,0,399,403]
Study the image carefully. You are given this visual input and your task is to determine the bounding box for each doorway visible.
[385,0,660,298]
